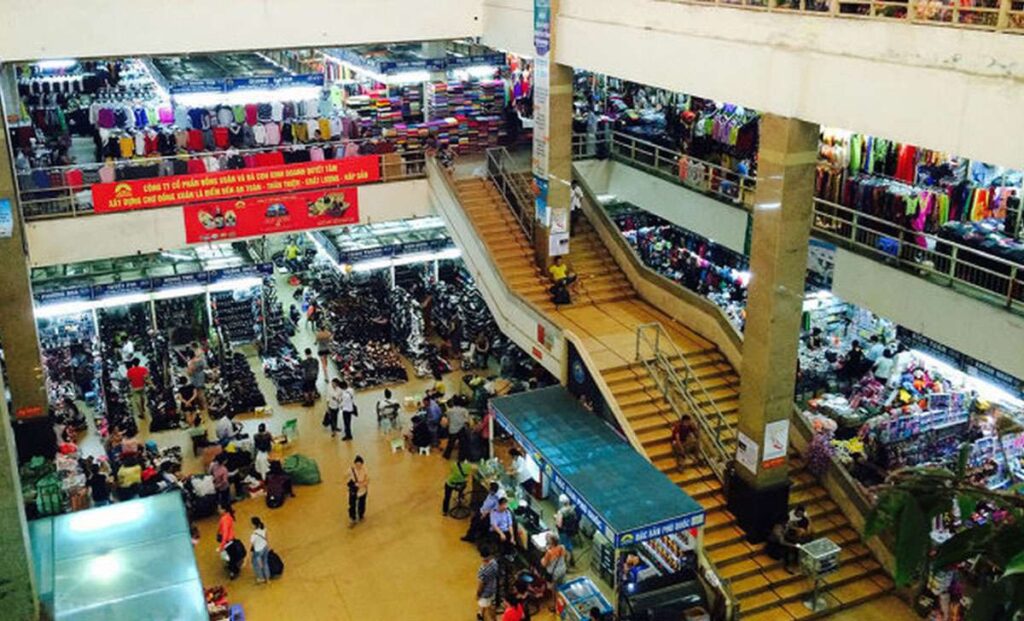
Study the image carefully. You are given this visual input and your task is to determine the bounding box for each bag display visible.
[282,454,321,485]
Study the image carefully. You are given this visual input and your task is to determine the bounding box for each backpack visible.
[560,509,580,536]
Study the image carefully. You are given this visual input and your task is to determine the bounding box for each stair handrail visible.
[485,147,535,244]
[634,322,735,481]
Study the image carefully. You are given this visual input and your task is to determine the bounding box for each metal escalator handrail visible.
[485,147,535,243]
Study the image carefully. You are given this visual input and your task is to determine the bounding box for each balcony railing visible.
[15,137,427,221]
[665,0,1024,34]
[813,198,1024,313]
[572,130,757,209]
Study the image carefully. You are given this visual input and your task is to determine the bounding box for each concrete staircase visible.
[448,174,893,619]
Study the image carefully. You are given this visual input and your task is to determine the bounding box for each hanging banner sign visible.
[534,0,553,56]
[93,156,380,213]
[0,198,13,238]
[762,419,789,469]
[92,279,154,298]
[183,187,360,244]
[170,74,323,94]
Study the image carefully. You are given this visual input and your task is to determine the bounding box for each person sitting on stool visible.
[490,497,516,557]
[463,482,502,542]
[442,459,473,516]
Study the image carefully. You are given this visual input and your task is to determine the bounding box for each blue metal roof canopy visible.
[491,386,705,548]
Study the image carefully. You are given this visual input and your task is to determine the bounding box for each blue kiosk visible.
[490,387,713,621]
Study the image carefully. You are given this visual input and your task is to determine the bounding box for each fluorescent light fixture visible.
[35,59,77,71]
[173,85,323,108]
[68,502,146,533]
[159,251,195,262]
[452,65,498,81]
[388,70,431,85]
[911,350,1023,407]
[95,293,151,309]
[151,285,206,301]
[207,277,262,293]
[34,300,94,319]
[349,247,461,273]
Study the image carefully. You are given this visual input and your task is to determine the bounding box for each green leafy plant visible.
[864,445,1024,620]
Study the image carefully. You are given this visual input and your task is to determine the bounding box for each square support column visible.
[728,114,818,541]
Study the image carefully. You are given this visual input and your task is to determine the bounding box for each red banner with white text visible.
[183,187,359,244]
[93,156,379,213]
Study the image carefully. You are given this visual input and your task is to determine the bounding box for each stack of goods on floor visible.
[207,346,266,418]
[20,456,63,518]
[145,331,183,432]
[155,294,208,347]
[257,281,306,405]
[211,288,259,345]
[37,312,97,432]
[96,304,152,437]
[427,269,509,370]
[309,267,408,388]
[390,284,450,378]
[611,206,749,330]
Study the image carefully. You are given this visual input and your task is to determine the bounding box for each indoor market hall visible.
[0,2,1022,621]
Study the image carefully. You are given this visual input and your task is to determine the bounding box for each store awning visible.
[29,492,207,621]
[491,386,705,548]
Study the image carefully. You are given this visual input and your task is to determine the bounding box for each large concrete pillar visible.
[728,114,818,541]
[0,373,38,621]
[0,105,47,421]
[531,0,573,265]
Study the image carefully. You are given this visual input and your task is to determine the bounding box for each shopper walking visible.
[301,348,320,406]
[324,378,343,437]
[216,505,235,553]
[339,380,357,440]
[186,348,208,415]
[125,358,149,419]
[315,327,333,377]
[209,454,232,510]
[250,517,271,584]
[476,545,499,621]
[346,456,369,526]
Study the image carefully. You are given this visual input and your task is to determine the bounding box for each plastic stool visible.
[390,438,405,453]
[418,446,430,456]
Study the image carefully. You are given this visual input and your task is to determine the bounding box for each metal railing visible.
[485,147,535,243]
[15,136,428,221]
[812,198,1024,314]
[572,130,757,209]
[634,322,735,482]
[663,0,1024,34]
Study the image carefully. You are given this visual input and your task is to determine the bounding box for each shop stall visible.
[32,245,274,435]
[489,387,715,621]
[29,493,208,620]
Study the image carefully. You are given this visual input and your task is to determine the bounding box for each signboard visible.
[93,156,379,213]
[531,57,550,180]
[35,286,94,304]
[735,431,759,475]
[762,419,789,469]
[534,0,552,56]
[533,174,549,226]
[896,326,1024,400]
[0,198,13,238]
[806,238,836,289]
[171,74,323,94]
[615,512,705,548]
[183,187,359,244]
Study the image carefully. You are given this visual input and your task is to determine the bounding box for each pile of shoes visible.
[155,295,208,346]
[211,288,259,344]
[37,312,99,411]
[333,339,408,388]
[96,303,156,437]
[257,280,307,404]
[208,348,266,417]
[144,331,183,432]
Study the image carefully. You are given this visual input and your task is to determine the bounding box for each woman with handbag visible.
[250,516,271,584]
[347,455,369,526]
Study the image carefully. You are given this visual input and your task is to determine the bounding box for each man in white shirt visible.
[339,380,356,441]
[325,378,343,437]
[872,349,896,384]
